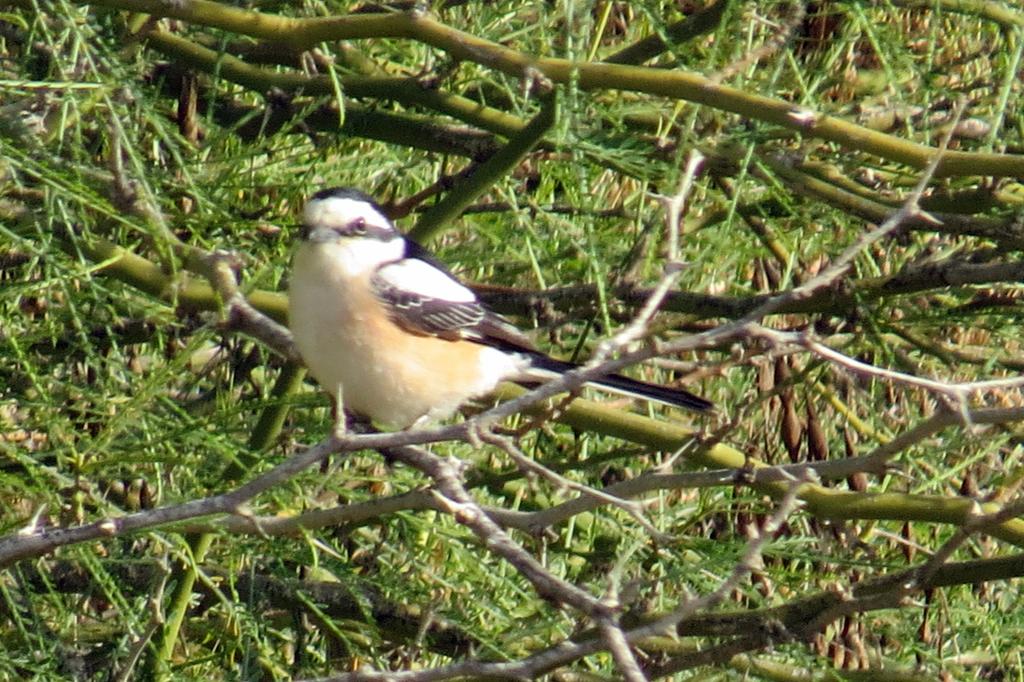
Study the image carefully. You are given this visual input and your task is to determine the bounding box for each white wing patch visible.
[372,258,485,339]
[376,259,477,302]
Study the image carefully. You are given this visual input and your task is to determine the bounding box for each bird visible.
[288,186,713,429]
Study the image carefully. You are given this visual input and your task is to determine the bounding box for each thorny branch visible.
[311,471,813,682]
[4,32,1024,673]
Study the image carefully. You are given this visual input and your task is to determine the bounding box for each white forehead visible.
[304,196,392,231]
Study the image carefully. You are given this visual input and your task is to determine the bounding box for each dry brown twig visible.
[309,470,813,682]
[594,149,706,363]
[479,428,671,541]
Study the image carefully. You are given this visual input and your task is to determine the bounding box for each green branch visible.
[63,229,1024,548]
[72,221,1024,338]
[477,255,1024,320]
[758,155,1024,247]
[64,230,289,323]
[409,92,556,242]
[602,0,731,64]
[83,0,1024,177]
[889,0,1024,29]
[159,68,501,157]
[147,30,527,138]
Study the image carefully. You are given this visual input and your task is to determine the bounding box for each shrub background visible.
[3,1,1024,680]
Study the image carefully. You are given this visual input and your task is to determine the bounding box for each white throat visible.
[296,236,405,280]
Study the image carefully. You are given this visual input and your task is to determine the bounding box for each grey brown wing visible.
[371,258,486,340]
[371,258,538,349]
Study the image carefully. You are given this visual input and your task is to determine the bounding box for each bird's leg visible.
[331,385,347,437]
[408,413,434,430]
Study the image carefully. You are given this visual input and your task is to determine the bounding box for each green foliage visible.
[3,0,1024,680]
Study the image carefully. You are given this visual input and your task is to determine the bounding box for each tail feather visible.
[524,355,713,413]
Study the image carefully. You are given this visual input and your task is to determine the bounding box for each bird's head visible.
[301,187,398,243]
[298,187,404,274]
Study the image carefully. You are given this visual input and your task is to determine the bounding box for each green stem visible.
[83,0,1024,177]
[491,384,1024,547]
[409,92,557,242]
[63,231,288,324]
[146,30,526,138]
[67,225,1024,333]
[222,362,307,481]
[603,0,731,64]
[145,532,215,679]
[760,155,1024,246]
[145,309,308,676]
[888,0,1024,30]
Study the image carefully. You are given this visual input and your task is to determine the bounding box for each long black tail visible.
[524,355,713,413]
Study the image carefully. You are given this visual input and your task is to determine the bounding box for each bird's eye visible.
[350,218,367,235]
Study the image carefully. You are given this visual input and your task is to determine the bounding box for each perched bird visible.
[288,187,712,428]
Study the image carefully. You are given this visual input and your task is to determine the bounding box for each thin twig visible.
[378,439,612,616]
[598,616,647,682]
[633,468,811,641]
[479,429,670,542]
[801,333,1024,400]
[595,150,705,362]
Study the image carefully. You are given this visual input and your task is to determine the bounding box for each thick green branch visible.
[409,93,556,242]
[82,0,1024,177]
[65,231,289,324]
[147,29,527,138]
[603,0,731,65]
[889,0,1024,29]
[758,156,1024,247]
[157,65,501,157]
